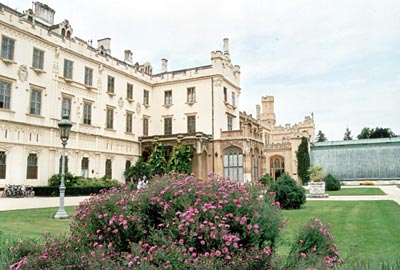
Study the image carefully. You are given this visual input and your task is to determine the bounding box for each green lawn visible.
[1,201,399,263]
[279,201,400,260]
[0,206,75,239]
[305,187,386,196]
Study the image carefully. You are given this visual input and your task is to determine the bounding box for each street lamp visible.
[54,114,72,219]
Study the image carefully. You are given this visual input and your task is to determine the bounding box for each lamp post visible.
[54,114,72,219]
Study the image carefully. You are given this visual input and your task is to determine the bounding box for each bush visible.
[48,173,118,188]
[11,173,284,269]
[124,158,151,182]
[48,173,78,187]
[33,186,113,196]
[259,173,274,186]
[270,174,306,209]
[324,174,341,191]
[286,218,343,269]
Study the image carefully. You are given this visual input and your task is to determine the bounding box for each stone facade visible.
[0,2,314,187]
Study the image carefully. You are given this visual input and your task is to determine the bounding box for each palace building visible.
[0,2,314,187]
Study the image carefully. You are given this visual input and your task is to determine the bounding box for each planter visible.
[307,182,329,198]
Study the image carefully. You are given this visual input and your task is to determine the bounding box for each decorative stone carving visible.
[118,97,124,109]
[136,102,141,113]
[17,65,28,82]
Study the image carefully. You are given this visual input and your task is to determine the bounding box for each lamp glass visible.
[58,114,72,140]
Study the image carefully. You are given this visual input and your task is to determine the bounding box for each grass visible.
[1,202,400,268]
[279,201,400,261]
[305,187,386,196]
[0,206,75,239]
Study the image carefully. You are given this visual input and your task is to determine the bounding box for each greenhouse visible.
[311,137,400,181]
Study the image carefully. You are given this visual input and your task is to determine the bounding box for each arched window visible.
[59,155,69,174]
[270,155,285,180]
[253,152,259,182]
[0,151,6,179]
[223,147,243,182]
[27,153,38,179]
[81,158,89,178]
[105,159,112,178]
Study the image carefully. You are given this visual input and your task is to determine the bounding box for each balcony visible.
[221,129,263,142]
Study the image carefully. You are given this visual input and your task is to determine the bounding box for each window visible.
[63,59,73,79]
[126,111,133,133]
[164,90,172,105]
[0,80,11,110]
[253,152,259,182]
[223,87,227,102]
[26,153,38,179]
[81,157,89,178]
[232,92,236,107]
[143,118,149,136]
[32,48,44,70]
[223,147,243,182]
[187,87,196,103]
[187,115,196,133]
[105,159,112,178]
[84,67,93,86]
[1,36,15,60]
[143,89,149,105]
[0,151,6,179]
[61,97,71,119]
[59,155,69,174]
[227,115,233,131]
[270,156,285,180]
[83,102,92,125]
[164,117,172,135]
[106,107,114,129]
[125,160,131,172]
[107,76,115,93]
[30,88,41,115]
[127,83,133,99]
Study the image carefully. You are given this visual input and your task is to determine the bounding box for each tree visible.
[370,127,396,138]
[316,130,327,142]
[147,142,167,176]
[343,128,353,140]
[124,158,151,182]
[167,145,192,174]
[296,136,310,184]
[357,127,396,139]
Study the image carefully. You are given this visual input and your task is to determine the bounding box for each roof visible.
[312,137,400,148]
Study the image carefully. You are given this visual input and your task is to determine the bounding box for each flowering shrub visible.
[286,218,343,269]
[9,173,341,269]
[10,173,283,269]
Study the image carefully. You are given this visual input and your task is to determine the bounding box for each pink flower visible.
[300,252,307,258]
[215,250,221,256]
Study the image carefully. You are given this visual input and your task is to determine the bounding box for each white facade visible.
[0,3,241,186]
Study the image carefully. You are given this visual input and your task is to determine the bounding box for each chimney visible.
[124,50,133,63]
[161,58,168,73]
[97,38,111,54]
[34,2,55,25]
[223,38,229,55]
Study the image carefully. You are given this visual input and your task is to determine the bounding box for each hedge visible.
[33,186,112,197]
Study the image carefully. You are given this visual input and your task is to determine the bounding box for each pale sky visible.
[4,0,400,140]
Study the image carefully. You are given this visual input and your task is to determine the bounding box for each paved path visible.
[307,185,400,205]
[0,196,90,211]
[0,186,399,211]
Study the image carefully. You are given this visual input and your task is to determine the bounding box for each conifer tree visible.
[296,137,310,184]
